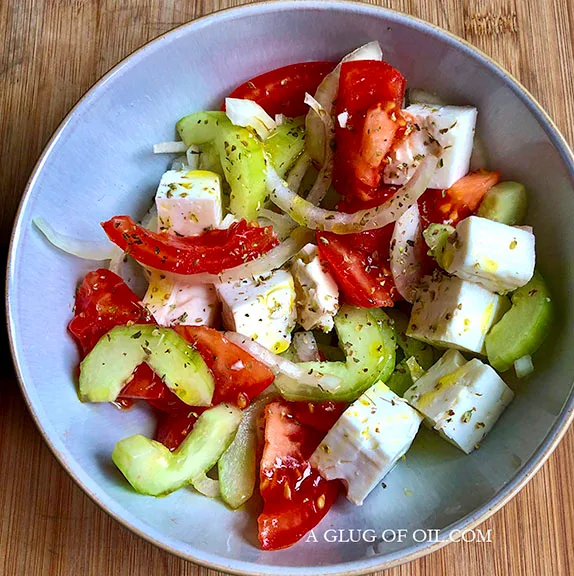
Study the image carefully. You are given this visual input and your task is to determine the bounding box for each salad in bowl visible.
[35,41,552,551]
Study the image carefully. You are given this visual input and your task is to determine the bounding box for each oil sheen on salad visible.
[38,41,553,551]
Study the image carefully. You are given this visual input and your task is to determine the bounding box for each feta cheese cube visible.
[156,169,223,236]
[407,273,508,354]
[291,243,339,332]
[405,355,514,454]
[384,104,477,189]
[310,381,423,505]
[216,270,296,353]
[442,216,535,294]
[143,272,219,327]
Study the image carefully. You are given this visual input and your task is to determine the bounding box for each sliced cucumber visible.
[79,325,214,406]
[275,306,396,403]
[218,395,272,509]
[112,404,242,496]
[264,117,305,177]
[485,271,553,372]
[477,181,528,226]
[386,359,414,397]
[423,223,455,269]
[176,111,227,145]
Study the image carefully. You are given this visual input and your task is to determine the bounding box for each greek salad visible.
[37,41,553,550]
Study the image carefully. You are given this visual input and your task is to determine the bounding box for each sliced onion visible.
[406,356,425,382]
[225,98,276,140]
[186,145,201,169]
[257,209,298,240]
[170,155,188,170]
[390,203,425,303]
[219,213,238,229]
[306,41,383,164]
[286,152,312,193]
[304,94,334,206]
[153,141,187,154]
[516,225,533,234]
[225,331,343,391]
[33,217,118,261]
[514,355,534,379]
[267,155,435,234]
[192,474,220,498]
[292,331,320,362]
[275,114,285,126]
[152,227,314,285]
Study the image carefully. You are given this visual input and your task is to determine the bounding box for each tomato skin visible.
[316,228,399,308]
[258,402,340,550]
[102,217,278,275]
[289,401,347,433]
[68,269,154,356]
[419,170,501,227]
[154,408,206,451]
[333,60,406,203]
[175,325,275,408]
[225,62,335,117]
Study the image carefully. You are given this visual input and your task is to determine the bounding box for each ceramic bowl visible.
[7,2,574,574]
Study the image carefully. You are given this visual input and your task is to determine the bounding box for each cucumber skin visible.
[265,117,306,177]
[477,181,528,226]
[485,271,553,372]
[79,324,214,406]
[112,404,242,497]
[276,306,396,403]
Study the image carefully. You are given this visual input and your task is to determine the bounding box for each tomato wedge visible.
[175,325,275,408]
[289,401,347,433]
[258,402,340,550]
[333,60,407,203]
[420,170,501,227]
[102,216,278,275]
[154,407,207,451]
[317,226,399,308]
[225,62,335,117]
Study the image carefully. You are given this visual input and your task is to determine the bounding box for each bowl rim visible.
[6,1,574,574]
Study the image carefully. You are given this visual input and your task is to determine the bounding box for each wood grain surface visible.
[1,1,573,575]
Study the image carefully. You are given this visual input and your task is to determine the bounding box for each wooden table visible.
[1,1,573,574]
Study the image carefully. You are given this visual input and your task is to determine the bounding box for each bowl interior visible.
[8,2,574,574]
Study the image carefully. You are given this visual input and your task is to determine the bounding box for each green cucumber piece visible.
[79,325,214,406]
[198,142,224,178]
[112,404,242,496]
[275,306,396,402]
[264,117,305,177]
[477,181,528,225]
[386,309,435,370]
[423,223,455,269]
[218,395,271,509]
[386,359,414,397]
[485,271,553,372]
[176,111,227,145]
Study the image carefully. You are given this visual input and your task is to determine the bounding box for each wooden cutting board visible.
[1,1,573,574]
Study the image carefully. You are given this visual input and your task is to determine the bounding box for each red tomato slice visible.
[154,408,206,451]
[68,269,189,411]
[420,170,501,227]
[102,217,278,275]
[225,62,335,117]
[316,230,399,308]
[258,402,340,550]
[289,402,347,433]
[68,269,154,356]
[333,60,406,203]
[175,325,275,408]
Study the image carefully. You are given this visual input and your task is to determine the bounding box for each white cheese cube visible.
[143,272,219,327]
[407,273,508,354]
[405,356,514,454]
[310,381,423,505]
[216,270,296,353]
[384,104,477,189]
[156,169,223,236]
[291,243,339,332]
[442,216,535,294]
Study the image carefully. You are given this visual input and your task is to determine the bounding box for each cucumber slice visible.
[218,395,271,509]
[112,404,242,496]
[485,271,553,372]
[477,181,528,225]
[386,359,414,397]
[264,117,306,177]
[79,325,214,406]
[275,306,396,402]
[176,111,227,145]
[423,223,455,269]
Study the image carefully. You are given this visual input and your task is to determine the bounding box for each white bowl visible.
[7,2,574,574]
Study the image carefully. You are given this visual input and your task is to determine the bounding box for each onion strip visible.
[33,217,118,261]
[303,93,334,206]
[224,331,342,391]
[286,152,311,193]
[153,141,187,154]
[292,331,320,362]
[191,474,220,498]
[267,155,436,234]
